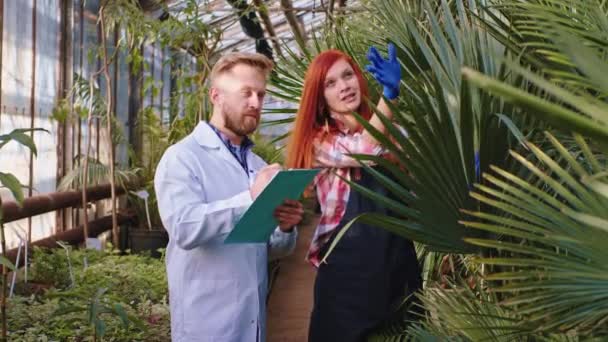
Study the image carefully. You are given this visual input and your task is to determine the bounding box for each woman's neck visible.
[330,111,360,133]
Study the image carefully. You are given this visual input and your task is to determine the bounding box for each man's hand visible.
[274,199,304,232]
[250,163,282,200]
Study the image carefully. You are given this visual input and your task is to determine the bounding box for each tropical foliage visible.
[4,0,607,339]
[8,246,169,341]
[269,0,608,339]
[0,128,48,340]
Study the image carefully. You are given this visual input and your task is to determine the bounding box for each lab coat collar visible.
[192,121,252,175]
[193,121,222,149]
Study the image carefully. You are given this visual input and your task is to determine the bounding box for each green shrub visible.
[7,247,170,341]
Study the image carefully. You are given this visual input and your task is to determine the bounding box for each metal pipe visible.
[5,213,135,266]
[28,0,38,243]
[1,184,126,223]
[56,0,73,232]
[75,0,84,228]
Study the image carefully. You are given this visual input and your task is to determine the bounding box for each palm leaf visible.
[57,156,139,191]
[268,0,533,253]
[370,277,543,341]
[0,128,49,156]
[469,0,608,144]
[462,66,608,144]
[334,0,528,253]
[462,134,608,335]
[480,0,608,93]
[376,278,592,341]
[0,172,26,206]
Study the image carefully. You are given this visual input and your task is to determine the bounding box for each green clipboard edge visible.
[224,169,320,244]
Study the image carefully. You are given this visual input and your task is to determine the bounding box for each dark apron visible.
[308,168,422,342]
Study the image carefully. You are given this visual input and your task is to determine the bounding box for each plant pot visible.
[129,228,169,258]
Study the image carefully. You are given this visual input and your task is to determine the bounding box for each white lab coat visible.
[154,121,297,342]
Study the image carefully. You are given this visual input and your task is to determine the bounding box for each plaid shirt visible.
[208,124,254,175]
[307,125,384,267]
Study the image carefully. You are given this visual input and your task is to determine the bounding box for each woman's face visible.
[323,59,361,117]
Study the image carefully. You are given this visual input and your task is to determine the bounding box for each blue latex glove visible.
[365,43,401,100]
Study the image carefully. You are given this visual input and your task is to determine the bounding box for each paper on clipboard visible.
[224,169,320,244]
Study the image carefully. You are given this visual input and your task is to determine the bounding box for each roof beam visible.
[252,0,284,58]
[279,0,306,53]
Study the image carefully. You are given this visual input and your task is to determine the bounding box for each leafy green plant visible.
[448,0,608,337]
[267,0,608,339]
[273,0,531,252]
[53,0,223,239]
[28,246,167,301]
[366,0,608,338]
[251,132,285,164]
[50,0,222,246]
[50,287,140,341]
[9,246,169,341]
[0,127,47,341]
[380,280,593,342]
[29,245,76,289]
[385,133,608,340]
[126,105,202,232]
[462,133,608,336]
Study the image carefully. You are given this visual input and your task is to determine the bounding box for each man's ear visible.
[209,86,221,105]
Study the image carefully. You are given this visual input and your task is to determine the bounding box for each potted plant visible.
[126,108,170,258]
[128,188,167,258]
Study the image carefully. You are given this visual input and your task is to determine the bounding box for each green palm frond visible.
[462,133,608,335]
[269,0,537,252]
[70,73,107,120]
[463,62,608,145]
[332,0,533,253]
[267,42,310,105]
[466,0,608,145]
[377,279,593,342]
[448,1,608,336]
[480,0,608,94]
[413,281,530,341]
[58,156,140,191]
[264,6,392,131]
[262,0,608,339]
[251,132,285,164]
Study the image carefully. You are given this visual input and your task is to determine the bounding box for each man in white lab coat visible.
[154,52,304,342]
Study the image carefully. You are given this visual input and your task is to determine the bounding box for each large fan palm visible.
[269,0,608,338]
[396,0,608,338]
[462,133,608,335]
[455,0,608,336]
[270,0,526,253]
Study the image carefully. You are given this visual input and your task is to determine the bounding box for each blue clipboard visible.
[224,169,320,244]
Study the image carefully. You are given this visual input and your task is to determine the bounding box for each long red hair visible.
[285,50,372,169]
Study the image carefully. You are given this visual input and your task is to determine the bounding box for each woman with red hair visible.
[285,45,422,341]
